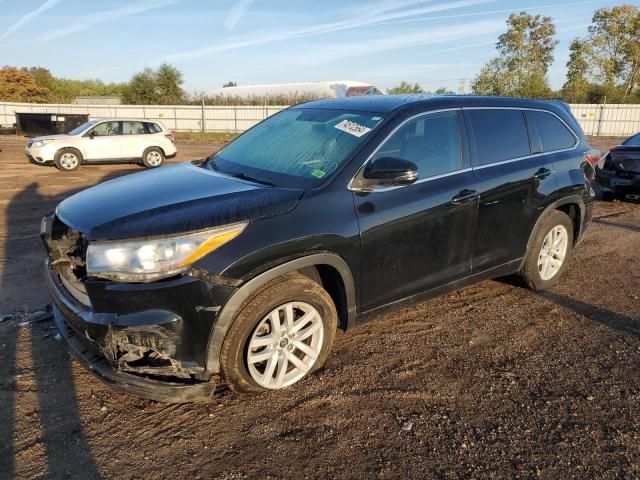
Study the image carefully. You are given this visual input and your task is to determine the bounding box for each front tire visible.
[142,147,164,168]
[519,210,574,291]
[54,148,82,172]
[220,273,338,394]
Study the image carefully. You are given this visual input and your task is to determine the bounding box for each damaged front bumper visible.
[45,257,233,402]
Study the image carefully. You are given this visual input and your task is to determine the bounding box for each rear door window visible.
[371,111,463,178]
[465,109,530,165]
[526,111,576,152]
[122,121,147,135]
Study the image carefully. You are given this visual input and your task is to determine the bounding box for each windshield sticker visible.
[311,169,326,178]
[334,120,372,138]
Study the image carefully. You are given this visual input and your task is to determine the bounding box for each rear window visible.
[527,110,576,152]
[466,109,530,165]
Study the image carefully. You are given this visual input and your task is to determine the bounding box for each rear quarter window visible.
[145,122,162,134]
[527,110,576,152]
[465,109,530,165]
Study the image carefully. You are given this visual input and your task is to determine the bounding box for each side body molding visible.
[205,253,356,373]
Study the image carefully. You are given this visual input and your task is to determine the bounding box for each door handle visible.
[451,189,479,205]
[533,167,553,179]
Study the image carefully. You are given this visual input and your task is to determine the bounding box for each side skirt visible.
[84,157,142,164]
[356,259,522,325]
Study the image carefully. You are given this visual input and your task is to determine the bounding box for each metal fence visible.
[568,104,640,136]
[1,101,640,136]
[0,102,287,132]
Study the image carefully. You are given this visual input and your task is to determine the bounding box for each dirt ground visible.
[0,135,639,479]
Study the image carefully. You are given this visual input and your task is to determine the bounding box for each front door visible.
[354,110,478,313]
[78,121,123,161]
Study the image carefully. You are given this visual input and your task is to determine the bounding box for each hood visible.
[56,163,304,240]
[31,134,70,142]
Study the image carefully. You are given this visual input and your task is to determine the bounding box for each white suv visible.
[25,118,177,172]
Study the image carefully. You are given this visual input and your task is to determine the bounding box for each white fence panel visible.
[2,101,639,136]
[569,104,640,136]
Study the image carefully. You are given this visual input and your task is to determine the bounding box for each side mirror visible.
[89,131,97,139]
[363,156,418,187]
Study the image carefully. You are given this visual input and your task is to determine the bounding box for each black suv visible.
[42,95,597,402]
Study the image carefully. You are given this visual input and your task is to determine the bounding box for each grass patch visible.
[174,131,239,143]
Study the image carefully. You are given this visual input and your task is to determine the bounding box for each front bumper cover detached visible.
[46,258,217,403]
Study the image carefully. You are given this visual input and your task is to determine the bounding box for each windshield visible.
[204,108,385,187]
[623,133,640,146]
[68,120,99,136]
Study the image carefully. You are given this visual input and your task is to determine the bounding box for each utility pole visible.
[458,78,466,95]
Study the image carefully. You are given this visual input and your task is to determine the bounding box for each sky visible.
[0,0,634,94]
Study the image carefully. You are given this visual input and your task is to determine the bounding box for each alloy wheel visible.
[60,152,78,170]
[246,301,324,389]
[538,225,568,281]
[146,151,162,166]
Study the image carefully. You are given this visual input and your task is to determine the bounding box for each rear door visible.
[465,108,558,273]
[120,121,150,159]
[354,110,478,312]
[525,109,581,202]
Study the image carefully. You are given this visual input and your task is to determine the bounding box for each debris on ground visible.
[27,310,53,323]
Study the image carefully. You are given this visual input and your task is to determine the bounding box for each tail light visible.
[164,133,175,144]
[583,149,600,167]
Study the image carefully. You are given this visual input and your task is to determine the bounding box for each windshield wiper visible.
[227,171,275,187]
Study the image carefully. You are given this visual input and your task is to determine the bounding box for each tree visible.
[122,63,185,105]
[155,63,185,104]
[0,66,49,101]
[563,4,640,102]
[434,87,455,94]
[387,81,424,94]
[222,81,237,88]
[472,12,557,98]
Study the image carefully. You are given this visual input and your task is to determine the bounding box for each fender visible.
[519,194,587,270]
[205,252,356,373]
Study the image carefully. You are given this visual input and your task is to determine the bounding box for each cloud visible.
[376,0,603,26]
[41,0,180,41]
[164,0,496,62]
[293,19,505,65]
[0,0,62,41]
[225,0,256,30]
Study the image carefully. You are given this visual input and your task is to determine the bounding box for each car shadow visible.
[592,218,640,233]
[0,168,142,479]
[537,291,640,340]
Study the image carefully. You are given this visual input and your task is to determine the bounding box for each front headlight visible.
[33,139,54,148]
[86,223,247,282]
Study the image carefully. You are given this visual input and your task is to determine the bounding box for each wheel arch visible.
[520,195,586,270]
[55,146,83,161]
[205,252,356,373]
[143,145,166,158]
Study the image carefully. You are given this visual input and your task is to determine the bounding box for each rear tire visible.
[142,147,164,168]
[519,210,574,291]
[220,272,338,394]
[54,148,82,172]
[599,190,616,201]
